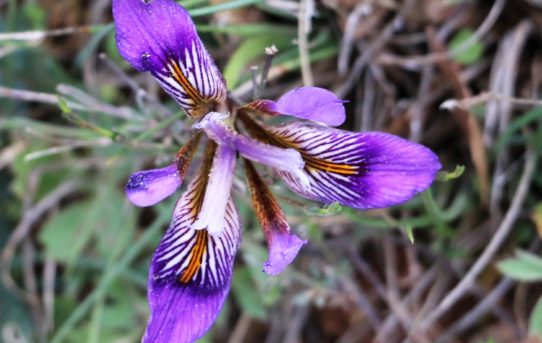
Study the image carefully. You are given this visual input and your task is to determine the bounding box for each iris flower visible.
[113,0,441,341]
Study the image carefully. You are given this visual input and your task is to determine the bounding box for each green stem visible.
[135,112,185,141]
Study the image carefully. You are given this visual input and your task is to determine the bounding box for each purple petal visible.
[264,231,306,276]
[144,166,241,342]
[197,112,310,190]
[244,160,306,275]
[268,122,441,209]
[244,87,346,126]
[125,164,180,207]
[143,280,230,343]
[192,144,236,236]
[113,0,226,117]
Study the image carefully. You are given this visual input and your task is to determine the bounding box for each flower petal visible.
[125,133,201,207]
[113,0,226,117]
[244,160,306,275]
[264,231,306,276]
[197,112,311,190]
[125,164,180,207]
[192,144,236,236]
[144,149,241,343]
[266,122,441,209]
[244,87,346,126]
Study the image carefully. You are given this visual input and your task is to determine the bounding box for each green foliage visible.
[449,28,484,65]
[2,0,524,341]
[232,267,267,320]
[0,284,34,342]
[497,250,542,282]
[495,106,542,153]
[530,296,542,338]
[39,200,97,264]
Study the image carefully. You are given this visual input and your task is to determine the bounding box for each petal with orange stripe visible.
[113,0,226,117]
[143,142,241,343]
[265,122,441,209]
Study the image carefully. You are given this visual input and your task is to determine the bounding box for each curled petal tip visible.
[264,231,307,276]
[125,164,180,207]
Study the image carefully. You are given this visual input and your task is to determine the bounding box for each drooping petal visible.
[113,0,227,117]
[192,144,236,236]
[264,230,307,276]
[244,160,306,275]
[256,121,441,209]
[125,164,179,207]
[125,132,201,207]
[243,87,346,126]
[196,112,310,190]
[143,143,241,343]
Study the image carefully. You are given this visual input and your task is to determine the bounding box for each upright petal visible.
[196,112,310,190]
[113,0,227,117]
[247,120,441,209]
[144,144,241,343]
[243,87,346,126]
[125,132,201,207]
[192,144,236,236]
[244,160,306,275]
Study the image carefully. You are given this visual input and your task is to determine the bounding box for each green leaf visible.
[231,267,267,320]
[57,95,72,114]
[495,107,542,154]
[39,200,97,264]
[449,28,483,65]
[0,283,34,341]
[529,295,542,337]
[188,0,264,17]
[197,23,295,37]
[497,250,542,281]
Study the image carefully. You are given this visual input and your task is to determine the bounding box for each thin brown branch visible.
[413,149,537,337]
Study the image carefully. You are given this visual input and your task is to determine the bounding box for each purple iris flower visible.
[113,0,441,341]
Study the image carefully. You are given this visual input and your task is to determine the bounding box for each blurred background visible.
[1,0,542,342]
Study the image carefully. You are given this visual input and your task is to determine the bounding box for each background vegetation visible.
[1,0,542,342]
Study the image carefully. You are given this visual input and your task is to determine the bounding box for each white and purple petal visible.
[144,151,241,343]
[197,112,310,190]
[266,122,441,209]
[244,87,346,126]
[113,0,226,117]
[192,144,236,236]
